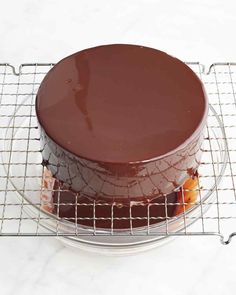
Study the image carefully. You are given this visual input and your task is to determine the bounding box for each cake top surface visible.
[36,44,207,163]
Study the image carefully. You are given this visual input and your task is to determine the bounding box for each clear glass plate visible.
[2,97,228,254]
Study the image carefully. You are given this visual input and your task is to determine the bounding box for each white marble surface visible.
[1,0,236,294]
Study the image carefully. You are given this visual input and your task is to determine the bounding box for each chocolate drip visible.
[52,180,178,229]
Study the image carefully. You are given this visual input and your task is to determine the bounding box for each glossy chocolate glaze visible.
[37,44,206,163]
[36,44,208,201]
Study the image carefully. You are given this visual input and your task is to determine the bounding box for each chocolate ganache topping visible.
[36,44,208,203]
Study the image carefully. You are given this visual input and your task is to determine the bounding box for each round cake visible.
[36,44,208,208]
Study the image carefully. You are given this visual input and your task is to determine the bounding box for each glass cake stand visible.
[2,95,228,254]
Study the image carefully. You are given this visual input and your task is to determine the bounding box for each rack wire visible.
[0,62,236,246]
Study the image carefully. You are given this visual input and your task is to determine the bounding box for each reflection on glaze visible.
[73,52,93,131]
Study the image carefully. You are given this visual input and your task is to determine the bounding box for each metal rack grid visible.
[0,62,236,245]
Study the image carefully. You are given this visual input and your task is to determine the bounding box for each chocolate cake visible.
[36,44,208,228]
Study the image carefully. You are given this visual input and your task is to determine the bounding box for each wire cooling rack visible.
[0,62,236,247]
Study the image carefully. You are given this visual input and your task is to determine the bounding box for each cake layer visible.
[36,44,208,200]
